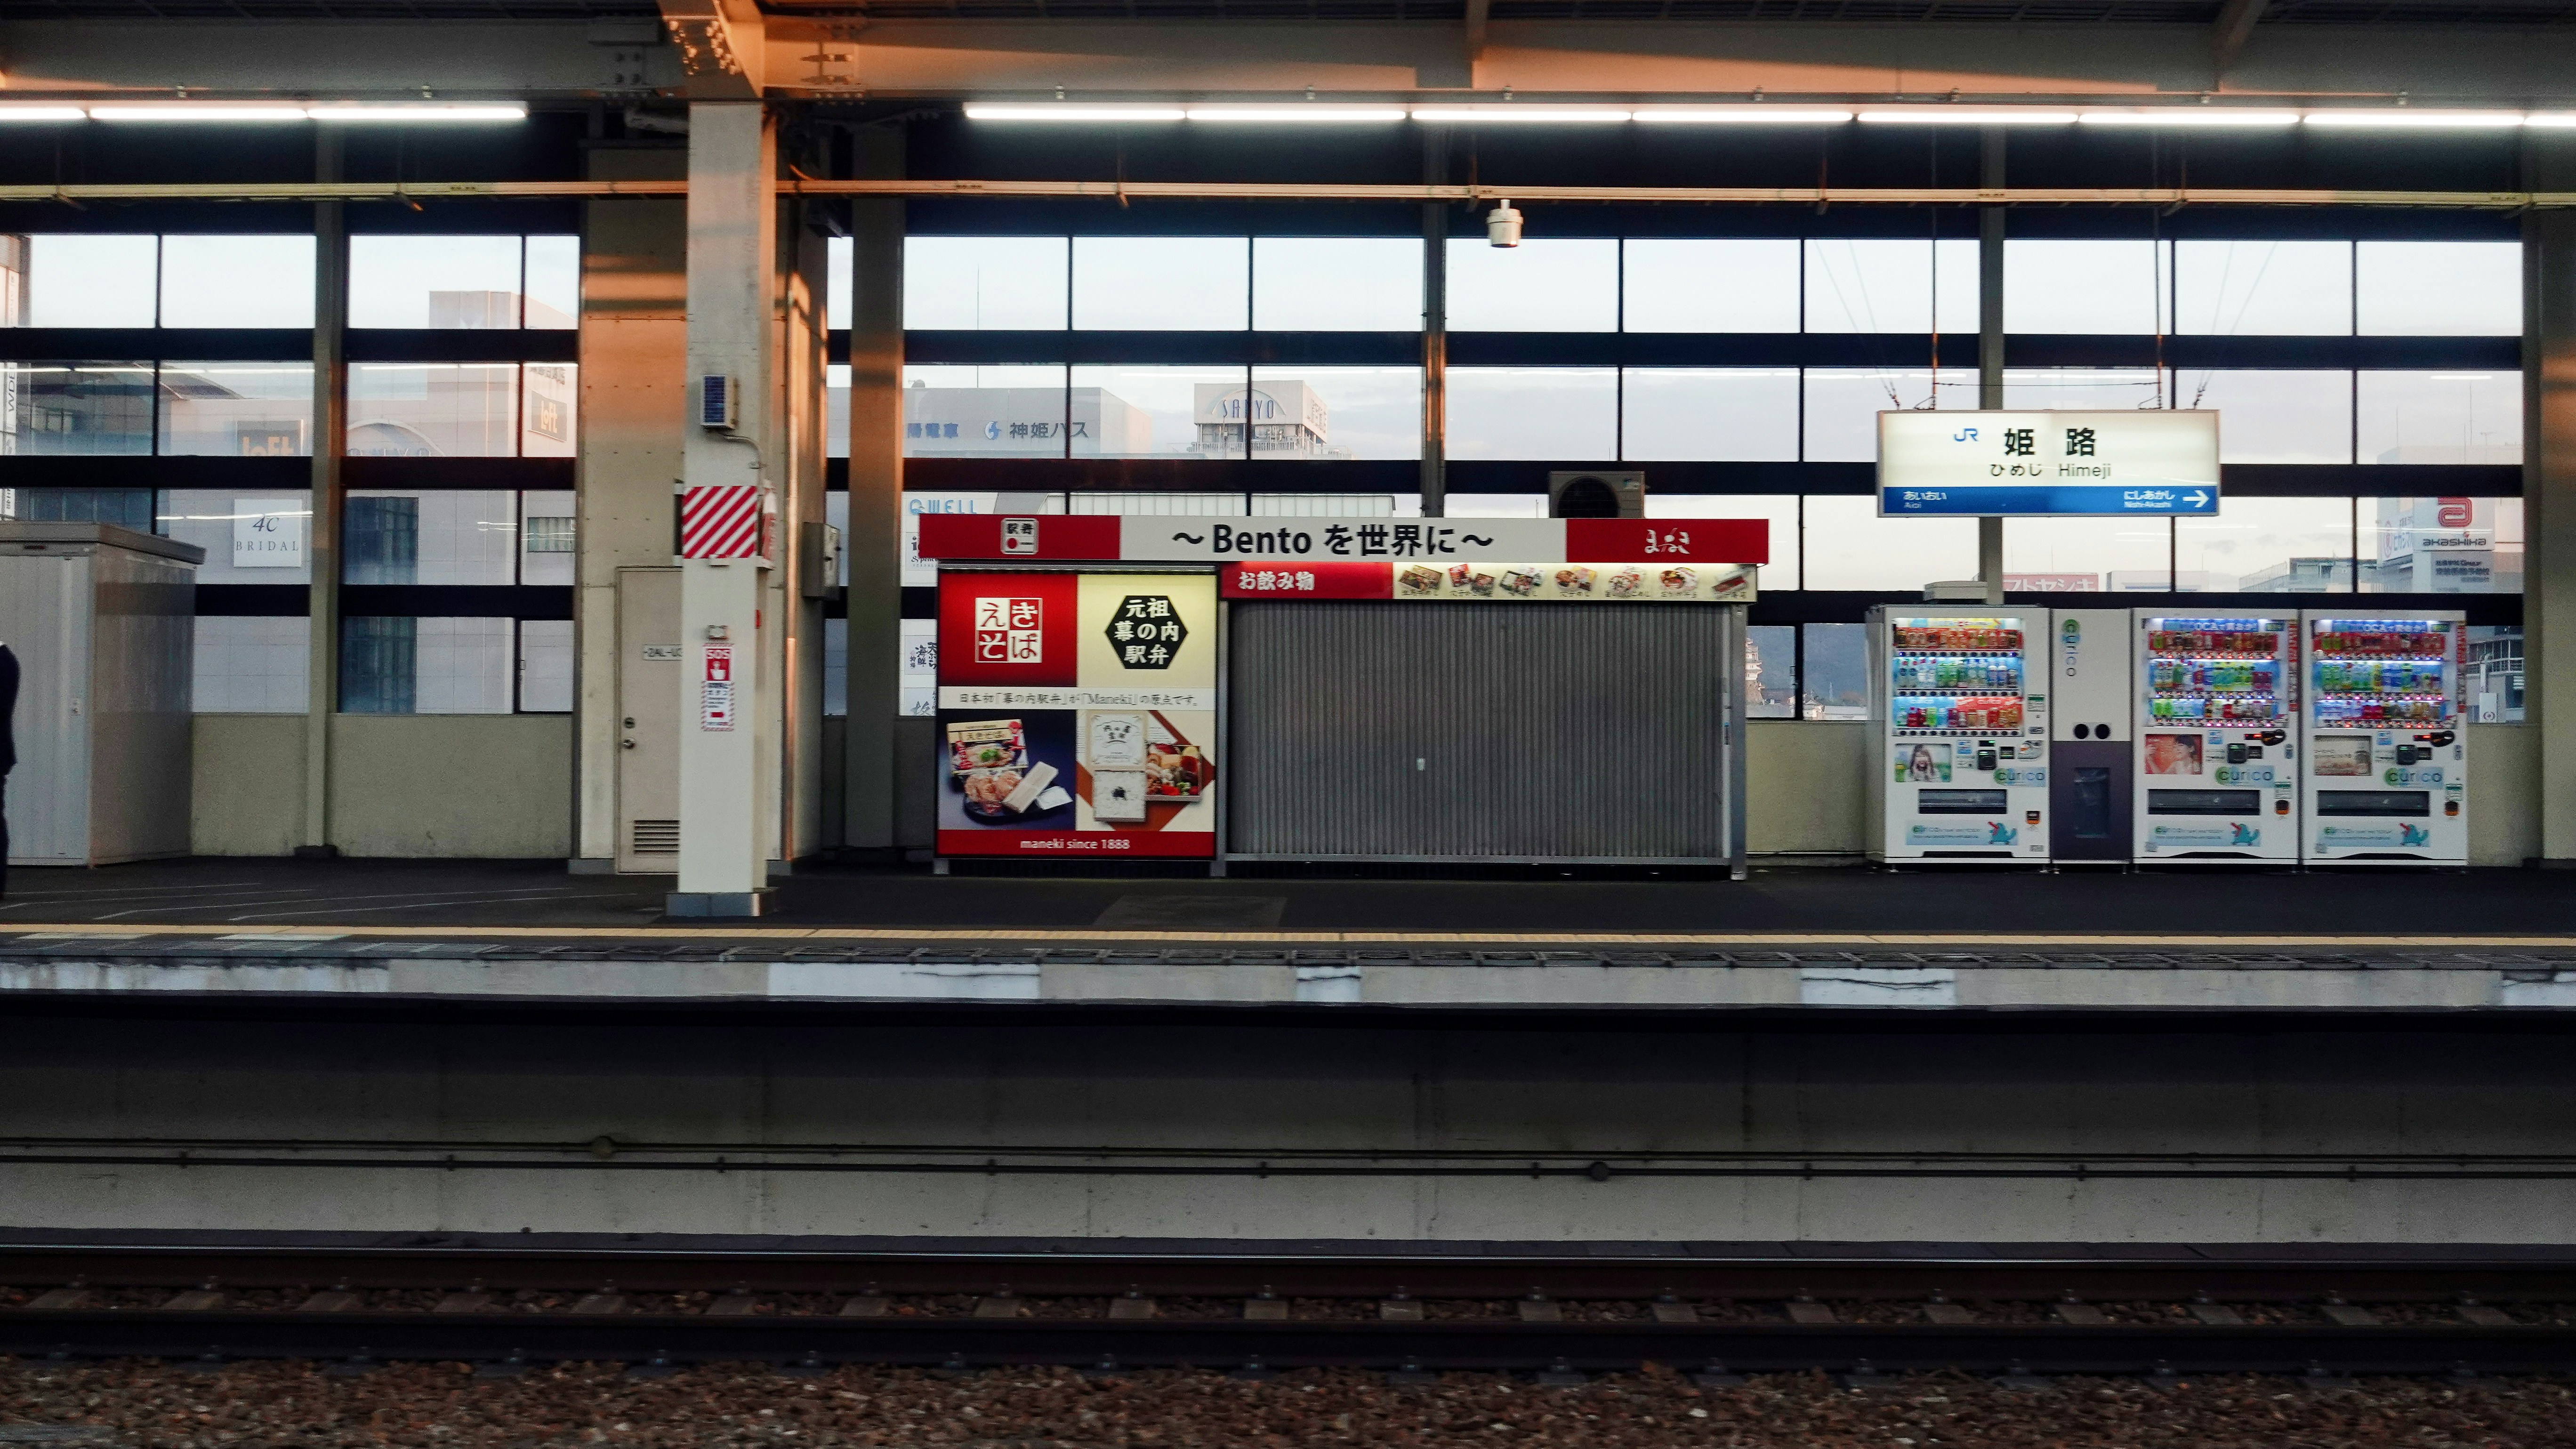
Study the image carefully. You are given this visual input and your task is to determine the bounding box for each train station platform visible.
[0,857,2569,1014]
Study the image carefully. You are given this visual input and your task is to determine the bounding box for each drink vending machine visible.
[2300,612,2468,866]
[2132,614,2299,864]
[1867,607,2050,863]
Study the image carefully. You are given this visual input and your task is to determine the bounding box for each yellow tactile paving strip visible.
[2,923,2572,949]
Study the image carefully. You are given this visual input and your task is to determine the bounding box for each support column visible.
[1977,128,2007,606]
[298,132,346,857]
[671,100,777,916]
[1419,128,1449,518]
[841,125,904,853]
[2527,132,2576,862]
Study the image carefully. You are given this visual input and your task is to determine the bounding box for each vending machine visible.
[2129,614,2299,864]
[2047,609,2134,865]
[2300,611,2468,866]
[1867,606,2050,864]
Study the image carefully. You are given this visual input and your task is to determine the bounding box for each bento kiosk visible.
[916,514,1766,875]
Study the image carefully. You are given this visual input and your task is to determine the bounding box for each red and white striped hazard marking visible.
[680,485,764,559]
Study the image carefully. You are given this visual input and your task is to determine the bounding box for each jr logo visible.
[1953,427,1980,443]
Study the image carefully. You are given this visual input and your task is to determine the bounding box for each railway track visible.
[6,1245,2576,1380]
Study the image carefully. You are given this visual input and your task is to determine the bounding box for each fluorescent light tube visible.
[307,104,528,122]
[1634,106,1855,125]
[1857,107,2081,125]
[964,104,1187,122]
[2077,109,2300,127]
[0,105,88,122]
[88,104,311,122]
[1183,105,1409,122]
[2303,111,2525,129]
[1409,105,1633,123]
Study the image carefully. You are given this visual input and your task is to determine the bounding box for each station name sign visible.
[918,515,1769,566]
[1878,409,2221,517]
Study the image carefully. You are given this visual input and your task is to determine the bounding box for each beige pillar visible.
[2527,133,2576,862]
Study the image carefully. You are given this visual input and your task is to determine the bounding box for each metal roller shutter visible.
[1228,601,1732,862]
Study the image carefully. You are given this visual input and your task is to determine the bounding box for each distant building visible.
[1192,381,1332,459]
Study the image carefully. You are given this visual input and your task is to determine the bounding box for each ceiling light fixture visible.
[964,104,1188,122]
[88,104,312,122]
[0,105,88,122]
[1857,107,2081,125]
[2076,108,2300,127]
[2302,110,2526,129]
[1183,105,1409,122]
[306,104,528,122]
[1633,106,1856,125]
[1409,104,1634,123]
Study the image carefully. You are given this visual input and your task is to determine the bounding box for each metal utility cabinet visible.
[0,523,205,865]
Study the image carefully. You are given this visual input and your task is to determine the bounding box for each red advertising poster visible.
[918,513,1121,563]
[936,572,1218,861]
[1564,517,1769,565]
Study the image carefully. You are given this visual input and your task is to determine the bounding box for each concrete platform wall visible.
[190,714,573,859]
[8,1014,2573,1245]
[183,712,2531,864]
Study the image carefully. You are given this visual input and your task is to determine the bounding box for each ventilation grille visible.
[629,819,680,854]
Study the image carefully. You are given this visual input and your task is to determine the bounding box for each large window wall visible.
[830,223,2525,721]
[0,230,579,716]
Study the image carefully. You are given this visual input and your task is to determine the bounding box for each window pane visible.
[348,236,523,329]
[518,618,573,712]
[1067,364,1245,457]
[158,362,313,457]
[1251,493,1398,516]
[2361,495,2521,595]
[160,489,311,583]
[905,237,1069,330]
[523,236,580,330]
[5,488,153,528]
[2175,497,2353,592]
[1072,237,1246,330]
[1622,369,1799,461]
[344,491,516,586]
[2467,625,2524,723]
[2356,242,2520,336]
[902,364,1071,457]
[0,363,154,454]
[2172,369,2351,463]
[2174,240,2350,336]
[1445,493,1550,518]
[1804,239,1978,334]
[827,235,853,331]
[1646,492,1798,589]
[1445,238,1618,332]
[2358,370,2520,465]
[1252,366,1421,459]
[2004,239,2167,334]
[1445,366,1617,459]
[346,363,520,457]
[1747,623,1796,717]
[193,615,309,714]
[1252,238,1422,330]
[1622,239,1800,333]
[1800,621,1869,719]
[521,362,577,458]
[158,236,315,329]
[1802,368,1972,462]
[2001,367,2166,411]
[824,615,848,718]
[341,616,513,714]
[7,236,158,327]
[520,489,575,587]
[2003,516,2174,592]
[826,362,850,460]
[1801,495,1976,591]
[1070,491,1246,515]
[414,613,510,711]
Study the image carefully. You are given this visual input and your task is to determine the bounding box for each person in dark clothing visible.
[0,643,18,896]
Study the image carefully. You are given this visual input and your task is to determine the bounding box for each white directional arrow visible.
[2184,491,2211,508]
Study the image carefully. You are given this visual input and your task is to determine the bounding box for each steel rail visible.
[1,1308,2569,1378]
[0,179,2570,208]
[8,1243,2576,1303]
[9,1149,2576,1182]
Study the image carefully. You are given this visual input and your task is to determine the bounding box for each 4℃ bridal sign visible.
[1879,410,2221,517]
